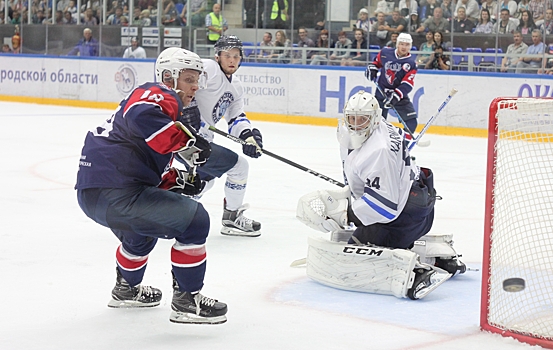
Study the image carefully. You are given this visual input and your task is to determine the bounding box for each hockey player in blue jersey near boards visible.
[75,47,228,325]
[365,33,419,136]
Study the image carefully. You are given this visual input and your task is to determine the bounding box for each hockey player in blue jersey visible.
[75,47,228,324]
[365,33,419,136]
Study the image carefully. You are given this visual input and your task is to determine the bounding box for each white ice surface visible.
[0,102,539,349]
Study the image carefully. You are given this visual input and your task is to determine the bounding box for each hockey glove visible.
[175,121,211,166]
[365,63,379,82]
[384,91,401,109]
[180,104,202,132]
[239,128,263,158]
[159,167,205,196]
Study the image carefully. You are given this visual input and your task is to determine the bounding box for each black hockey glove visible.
[384,91,400,109]
[365,63,378,82]
[180,104,202,132]
[239,128,263,158]
[175,122,211,166]
[159,168,205,196]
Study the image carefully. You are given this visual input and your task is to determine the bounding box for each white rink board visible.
[1,55,553,129]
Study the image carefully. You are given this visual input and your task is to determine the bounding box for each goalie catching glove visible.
[365,63,378,82]
[174,121,211,166]
[239,128,263,158]
[296,186,350,233]
[159,167,205,196]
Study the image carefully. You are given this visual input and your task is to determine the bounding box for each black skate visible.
[107,268,162,308]
[170,276,227,324]
[221,202,261,237]
[435,257,467,276]
[407,264,451,300]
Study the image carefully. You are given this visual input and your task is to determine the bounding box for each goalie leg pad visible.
[411,233,466,276]
[306,236,418,298]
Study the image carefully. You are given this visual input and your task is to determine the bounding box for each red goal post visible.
[481,97,553,348]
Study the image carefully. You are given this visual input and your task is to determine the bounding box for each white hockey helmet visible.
[342,90,382,149]
[155,47,204,88]
[397,33,413,48]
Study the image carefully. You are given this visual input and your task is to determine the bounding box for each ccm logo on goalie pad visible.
[343,246,383,256]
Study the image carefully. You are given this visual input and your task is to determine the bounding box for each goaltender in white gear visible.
[297,91,465,300]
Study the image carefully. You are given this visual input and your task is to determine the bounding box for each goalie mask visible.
[155,47,207,89]
[340,91,382,149]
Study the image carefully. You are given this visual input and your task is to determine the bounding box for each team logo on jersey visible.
[212,91,234,124]
[114,64,138,96]
[402,63,411,71]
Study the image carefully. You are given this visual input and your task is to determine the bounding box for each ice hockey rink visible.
[0,101,537,349]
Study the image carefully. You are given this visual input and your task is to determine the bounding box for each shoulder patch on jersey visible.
[402,63,411,71]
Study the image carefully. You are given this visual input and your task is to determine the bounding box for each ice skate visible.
[407,264,451,300]
[107,268,162,308]
[435,257,467,276]
[221,201,261,237]
[170,277,227,324]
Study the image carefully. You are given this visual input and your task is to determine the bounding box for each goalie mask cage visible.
[481,97,553,349]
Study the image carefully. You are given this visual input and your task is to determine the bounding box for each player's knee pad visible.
[176,203,210,245]
[226,156,249,184]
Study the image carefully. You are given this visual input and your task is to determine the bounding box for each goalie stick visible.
[208,126,346,187]
[408,88,458,151]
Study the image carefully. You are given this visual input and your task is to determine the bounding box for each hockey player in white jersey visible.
[296,91,465,300]
[183,35,263,237]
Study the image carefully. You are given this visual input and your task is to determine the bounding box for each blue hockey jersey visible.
[373,47,417,100]
[75,82,193,189]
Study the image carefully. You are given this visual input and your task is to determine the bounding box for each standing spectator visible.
[355,8,371,33]
[67,28,99,56]
[107,5,123,24]
[516,29,545,73]
[75,47,228,323]
[440,0,453,20]
[342,28,368,67]
[425,44,451,69]
[82,7,98,25]
[493,8,519,33]
[501,30,528,72]
[529,0,549,25]
[63,10,77,23]
[453,7,475,33]
[205,3,227,45]
[417,30,435,66]
[540,8,553,34]
[268,0,288,29]
[382,10,407,40]
[517,9,537,34]
[499,0,518,18]
[455,0,480,23]
[254,32,274,62]
[310,29,333,65]
[328,31,352,65]
[481,0,499,21]
[268,30,291,63]
[293,26,315,64]
[475,8,494,33]
[123,37,146,58]
[416,7,450,33]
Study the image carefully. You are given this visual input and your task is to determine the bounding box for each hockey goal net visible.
[481,97,553,348]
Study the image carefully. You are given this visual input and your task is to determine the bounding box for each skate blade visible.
[220,227,261,237]
[107,299,160,308]
[170,311,227,325]
[414,269,451,300]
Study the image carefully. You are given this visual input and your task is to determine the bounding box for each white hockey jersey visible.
[338,120,418,226]
[194,59,252,142]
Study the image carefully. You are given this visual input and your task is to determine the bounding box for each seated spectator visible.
[107,6,123,24]
[371,12,389,45]
[266,30,292,63]
[374,0,393,17]
[293,27,315,64]
[475,8,494,33]
[529,0,547,26]
[422,0,439,20]
[453,7,475,33]
[455,0,480,23]
[120,15,129,25]
[501,30,528,72]
[425,45,451,69]
[82,8,98,25]
[132,7,142,25]
[386,32,399,48]
[47,10,65,24]
[355,8,371,33]
[539,45,553,74]
[1,44,12,53]
[32,10,47,24]
[310,29,334,65]
[417,30,435,66]
[139,9,152,26]
[499,0,519,18]
[481,0,499,21]
[328,31,353,65]
[440,0,453,21]
[341,28,367,66]
[540,9,553,34]
[517,9,537,34]
[254,32,275,63]
[416,7,450,33]
[63,10,77,24]
[433,30,450,50]
[516,29,545,73]
[517,0,531,19]
[408,12,420,32]
[382,10,407,40]
[493,9,519,33]
[399,0,418,18]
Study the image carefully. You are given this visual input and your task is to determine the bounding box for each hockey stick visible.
[208,126,346,187]
[408,88,458,151]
